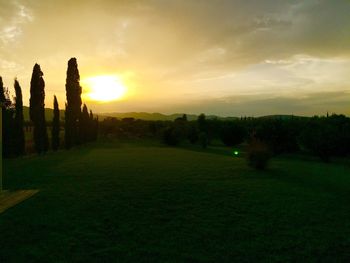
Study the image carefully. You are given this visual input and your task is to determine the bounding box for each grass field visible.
[1,139,350,262]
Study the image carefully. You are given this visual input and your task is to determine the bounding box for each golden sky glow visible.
[0,0,350,116]
[82,75,127,103]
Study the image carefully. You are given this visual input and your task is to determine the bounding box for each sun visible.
[82,75,127,102]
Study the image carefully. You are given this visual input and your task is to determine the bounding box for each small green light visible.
[233,150,239,156]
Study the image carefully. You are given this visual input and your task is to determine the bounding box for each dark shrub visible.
[247,139,271,170]
[255,119,299,154]
[198,132,208,149]
[188,124,199,144]
[220,123,246,147]
[162,127,180,146]
[299,117,338,162]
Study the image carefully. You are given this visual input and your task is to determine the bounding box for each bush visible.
[299,117,338,162]
[162,127,180,146]
[198,132,208,149]
[254,119,299,154]
[220,123,246,147]
[187,125,199,144]
[247,139,271,170]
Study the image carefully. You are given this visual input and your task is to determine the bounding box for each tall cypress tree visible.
[52,95,60,151]
[80,104,89,143]
[0,77,15,157]
[89,110,94,141]
[14,79,25,155]
[0,77,6,103]
[65,58,82,148]
[88,110,98,141]
[30,64,48,154]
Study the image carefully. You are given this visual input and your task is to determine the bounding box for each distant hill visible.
[23,107,221,122]
[23,107,306,122]
[98,112,198,121]
[23,106,65,122]
[258,115,308,120]
[98,112,239,121]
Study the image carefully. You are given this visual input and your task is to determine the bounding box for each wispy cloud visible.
[0,1,33,45]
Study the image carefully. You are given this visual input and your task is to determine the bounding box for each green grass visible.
[1,140,350,262]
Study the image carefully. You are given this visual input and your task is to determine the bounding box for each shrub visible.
[187,125,199,144]
[198,132,208,149]
[162,127,180,146]
[299,117,336,162]
[255,119,299,154]
[220,123,246,147]
[247,139,271,170]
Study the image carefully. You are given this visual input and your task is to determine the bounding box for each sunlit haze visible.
[1,0,350,116]
[82,75,127,102]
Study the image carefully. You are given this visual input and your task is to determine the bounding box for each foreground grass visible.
[1,140,350,262]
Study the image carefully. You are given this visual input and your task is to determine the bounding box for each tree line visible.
[100,113,350,164]
[1,58,98,158]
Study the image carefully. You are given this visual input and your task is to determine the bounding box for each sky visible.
[0,0,350,116]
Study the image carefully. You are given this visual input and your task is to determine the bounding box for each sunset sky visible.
[1,0,350,116]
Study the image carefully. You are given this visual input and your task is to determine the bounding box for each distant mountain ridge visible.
[23,106,65,122]
[98,112,239,121]
[99,112,198,121]
[22,106,306,122]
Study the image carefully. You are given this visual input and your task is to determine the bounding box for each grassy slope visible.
[1,140,350,262]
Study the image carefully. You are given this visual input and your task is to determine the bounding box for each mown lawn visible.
[1,140,350,262]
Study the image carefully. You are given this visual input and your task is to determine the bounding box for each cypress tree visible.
[80,104,89,143]
[1,77,15,157]
[14,79,25,155]
[64,102,69,148]
[30,64,48,154]
[65,58,82,148]
[89,110,98,141]
[0,77,6,103]
[94,116,99,141]
[52,95,60,151]
[89,110,94,141]
[0,77,11,108]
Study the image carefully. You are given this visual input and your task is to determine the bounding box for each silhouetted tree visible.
[52,95,60,151]
[65,57,82,148]
[163,126,180,146]
[198,132,208,149]
[94,116,99,141]
[80,104,90,143]
[254,119,299,154]
[89,110,99,141]
[13,79,25,155]
[220,122,246,147]
[0,77,11,108]
[89,110,94,141]
[1,77,15,157]
[187,123,199,144]
[300,115,350,162]
[197,114,209,148]
[247,138,271,170]
[30,64,48,154]
[0,77,6,103]
[197,113,207,133]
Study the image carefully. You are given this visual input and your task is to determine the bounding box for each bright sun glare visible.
[83,75,127,102]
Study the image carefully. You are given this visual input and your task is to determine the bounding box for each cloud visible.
[0,1,33,45]
[0,0,350,115]
[160,91,350,117]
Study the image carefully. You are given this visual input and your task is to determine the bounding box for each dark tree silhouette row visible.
[100,113,350,163]
[1,58,98,157]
